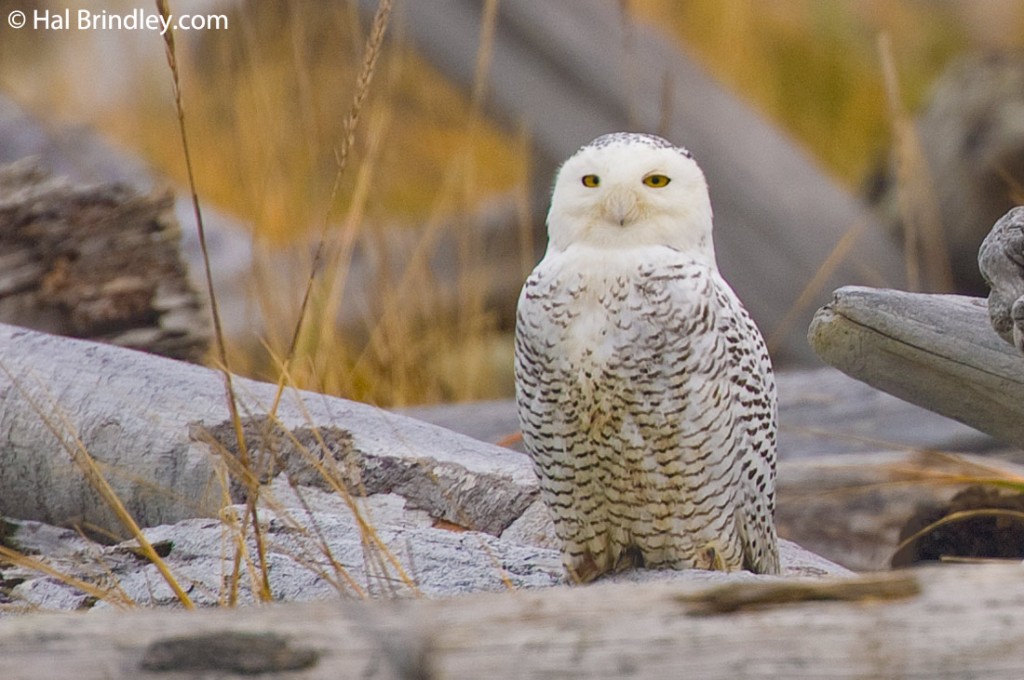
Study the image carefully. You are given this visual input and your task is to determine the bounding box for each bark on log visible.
[808,286,1024,447]
[777,451,1024,571]
[1,562,1023,679]
[0,159,209,362]
[0,92,256,341]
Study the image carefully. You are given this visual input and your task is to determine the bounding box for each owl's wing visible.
[649,260,780,574]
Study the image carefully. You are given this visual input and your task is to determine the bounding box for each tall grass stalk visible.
[269,0,393,417]
[878,33,954,293]
[155,0,270,602]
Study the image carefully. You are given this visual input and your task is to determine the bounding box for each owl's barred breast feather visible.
[514,132,779,582]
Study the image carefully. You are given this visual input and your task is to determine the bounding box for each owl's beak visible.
[600,187,642,227]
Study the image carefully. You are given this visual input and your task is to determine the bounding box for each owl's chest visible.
[544,268,701,374]
[560,275,642,360]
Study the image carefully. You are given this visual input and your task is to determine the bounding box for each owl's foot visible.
[699,541,730,572]
[566,545,647,583]
[566,552,601,584]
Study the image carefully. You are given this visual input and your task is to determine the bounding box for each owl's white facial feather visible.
[548,135,712,248]
[545,133,715,265]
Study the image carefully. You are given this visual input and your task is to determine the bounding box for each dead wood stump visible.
[0,159,209,362]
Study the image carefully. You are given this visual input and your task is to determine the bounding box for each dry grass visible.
[0,0,511,607]
[185,3,520,407]
[629,0,972,184]
[877,33,954,292]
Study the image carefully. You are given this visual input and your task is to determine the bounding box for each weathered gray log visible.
[0,324,845,610]
[379,0,908,363]
[0,160,210,362]
[0,321,537,536]
[3,563,1024,679]
[0,320,871,583]
[979,205,1024,352]
[0,308,1007,579]
[808,286,1024,448]
[1,500,840,612]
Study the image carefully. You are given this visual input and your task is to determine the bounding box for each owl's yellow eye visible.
[581,174,600,188]
[643,174,671,188]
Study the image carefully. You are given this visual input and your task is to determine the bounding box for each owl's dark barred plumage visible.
[514,133,779,582]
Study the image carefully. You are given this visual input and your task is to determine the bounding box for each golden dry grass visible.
[629,0,973,184]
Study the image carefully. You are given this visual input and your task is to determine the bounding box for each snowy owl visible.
[514,132,780,582]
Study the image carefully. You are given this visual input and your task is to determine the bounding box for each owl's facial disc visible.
[545,133,715,260]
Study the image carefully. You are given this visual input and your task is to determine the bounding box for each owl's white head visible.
[546,132,715,264]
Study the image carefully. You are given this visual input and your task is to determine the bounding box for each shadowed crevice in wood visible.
[140,632,320,674]
[193,417,539,536]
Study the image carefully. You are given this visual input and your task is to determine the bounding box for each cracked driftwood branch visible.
[979,205,1024,354]
[3,563,1024,679]
[808,285,1024,448]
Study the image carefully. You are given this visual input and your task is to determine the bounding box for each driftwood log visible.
[808,286,1024,449]
[0,314,1014,578]
[979,205,1024,352]
[0,320,537,537]
[3,563,1024,679]
[0,320,847,610]
[0,160,209,362]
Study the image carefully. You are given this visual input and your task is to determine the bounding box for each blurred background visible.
[2,0,1024,407]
